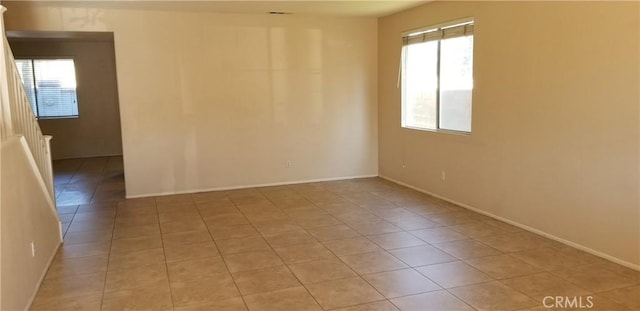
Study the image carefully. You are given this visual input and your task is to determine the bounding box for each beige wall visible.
[379,1,639,267]
[1,136,61,311]
[9,37,123,160]
[3,4,379,197]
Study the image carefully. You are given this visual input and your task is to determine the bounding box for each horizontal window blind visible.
[403,23,474,46]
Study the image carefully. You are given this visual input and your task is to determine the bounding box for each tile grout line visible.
[192,195,251,311]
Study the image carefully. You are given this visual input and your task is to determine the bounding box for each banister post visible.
[43,135,55,202]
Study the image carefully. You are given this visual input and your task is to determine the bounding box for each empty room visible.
[0,1,638,311]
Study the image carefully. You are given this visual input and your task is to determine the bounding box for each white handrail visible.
[0,6,55,200]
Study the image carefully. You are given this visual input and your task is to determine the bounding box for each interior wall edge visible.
[379,174,640,272]
[125,173,380,199]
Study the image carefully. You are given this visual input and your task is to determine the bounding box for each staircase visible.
[0,6,55,200]
[0,5,63,311]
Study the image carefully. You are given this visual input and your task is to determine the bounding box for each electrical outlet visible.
[441,170,446,181]
[286,160,292,168]
[30,241,35,257]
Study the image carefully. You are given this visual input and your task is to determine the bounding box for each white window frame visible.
[401,17,474,134]
[15,57,80,120]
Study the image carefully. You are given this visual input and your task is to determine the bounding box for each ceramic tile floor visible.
[32,156,639,310]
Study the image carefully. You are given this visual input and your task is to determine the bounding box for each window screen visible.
[15,59,79,119]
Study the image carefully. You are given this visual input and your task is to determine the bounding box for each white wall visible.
[1,136,62,311]
[4,4,379,197]
[378,1,639,267]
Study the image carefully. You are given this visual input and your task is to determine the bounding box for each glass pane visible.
[402,41,438,130]
[33,59,79,118]
[15,59,38,115]
[439,36,473,132]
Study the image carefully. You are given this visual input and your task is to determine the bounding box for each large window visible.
[15,59,79,119]
[402,19,474,133]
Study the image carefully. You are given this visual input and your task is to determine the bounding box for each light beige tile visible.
[204,213,250,226]
[597,286,639,310]
[167,256,229,282]
[115,213,159,226]
[363,268,441,298]
[263,230,317,248]
[448,222,508,238]
[448,281,538,311]
[465,254,543,279]
[433,239,502,259]
[67,219,114,233]
[387,216,438,231]
[63,229,113,245]
[232,265,300,295]
[105,263,169,292]
[243,286,322,311]
[511,247,593,271]
[108,247,165,270]
[427,213,477,226]
[156,203,198,215]
[284,206,327,219]
[102,283,173,311]
[198,205,241,219]
[306,276,384,310]
[552,264,638,293]
[481,219,523,233]
[113,223,160,239]
[590,262,640,281]
[388,245,457,267]
[37,272,105,299]
[160,218,207,234]
[158,210,201,223]
[209,224,261,240]
[118,197,155,209]
[174,297,247,311]
[110,235,163,254]
[409,227,467,243]
[553,246,611,265]
[216,236,271,255]
[72,210,116,221]
[307,224,361,241]
[340,251,408,275]
[347,220,401,235]
[191,192,230,204]
[501,272,592,301]
[475,233,554,253]
[60,241,111,258]
[288,258,357,284]
[162,230,212,246]
[294,214,342,228]
[332,300,399,311]
[223,250,284,273]
[30,293,102,311]
[589,293,637,311]
[273,242,336,264]
[155,194,193,205]
[416,261,493,288]
[164,240,220,262]
[171,274,240,307]
[367,232,427,250]
[45,255,108,280]
[253,221,304,235]
[116,205,157,217]
[323,237,382,256]
[391,290,474,311]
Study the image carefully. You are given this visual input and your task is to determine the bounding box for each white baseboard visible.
[379,174,640,272]
[24,240,62,311]
[126,174,379,199]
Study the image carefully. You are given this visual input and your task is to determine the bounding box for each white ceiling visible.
[7,1,431,17]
